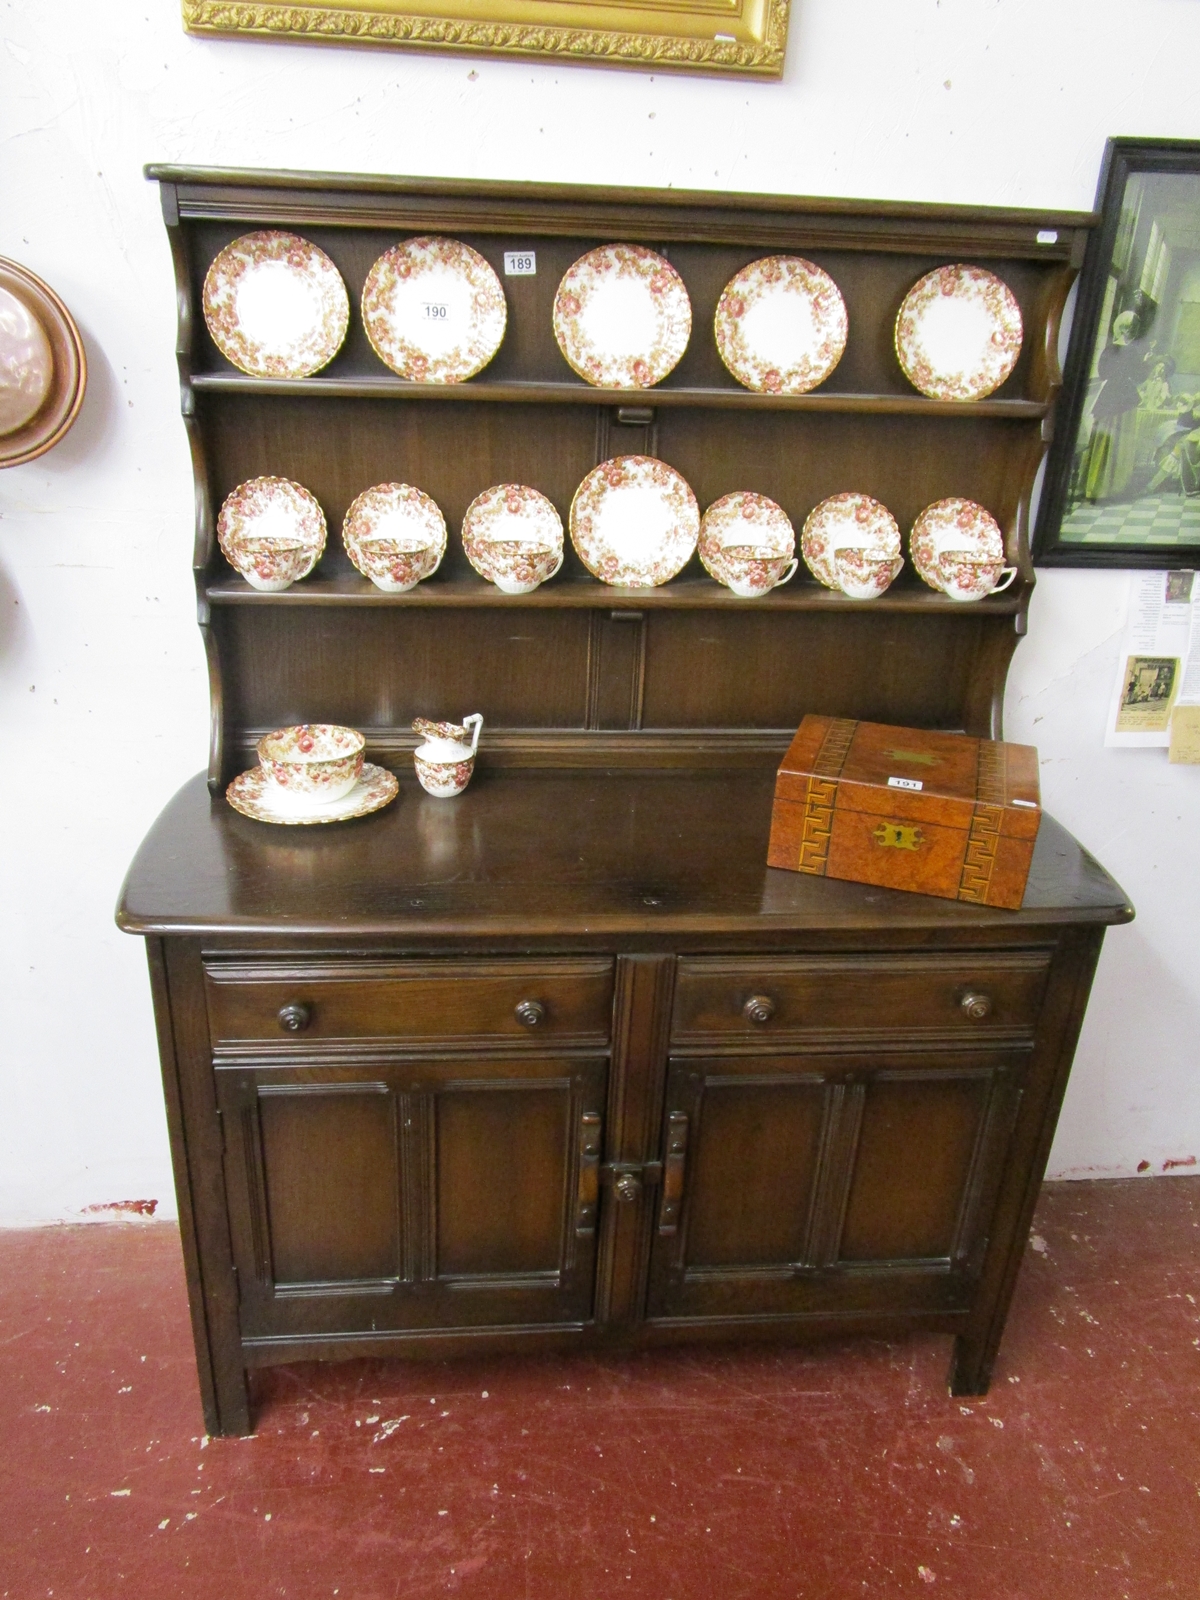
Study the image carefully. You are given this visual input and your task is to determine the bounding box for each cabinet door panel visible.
[647,1057,830,1320]
[840,1074,990,1263]
[219,1057,605,1342]
[258,1085,399,1286]
[435,1084,568,1279]
[648,1050,1024,1327]
[685,1079,824,1269]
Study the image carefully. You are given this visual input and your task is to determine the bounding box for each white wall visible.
[1,0,1197,1224]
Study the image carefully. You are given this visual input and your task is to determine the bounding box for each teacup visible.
[224,533,319,593]
[466,536,564,595]
[933,552,1018,603]
[412,713,483,798]
[257,723,365,802]
[831,546,903,600]
[348,531,442,593]
[701,539,798,598]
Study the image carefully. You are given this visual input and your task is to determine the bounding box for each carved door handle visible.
[658,1111,689,1235]
[743,994,775,1025]
[277,1003,312,1032]
[960,992,993,1021]
[515,1000,546,1028]
[575,1111,601,1236]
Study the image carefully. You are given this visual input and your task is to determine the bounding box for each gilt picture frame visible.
[1035,138,1200,567]
[181,0,790,78]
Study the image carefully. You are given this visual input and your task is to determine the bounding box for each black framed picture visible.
[1035,138,1200,567]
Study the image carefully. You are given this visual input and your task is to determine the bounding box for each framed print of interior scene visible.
[1035,138,1200,567]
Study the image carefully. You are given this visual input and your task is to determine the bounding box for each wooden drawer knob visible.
[515,1000,546,1028]
[277,1003,312,1033]
[960,992,993,1021]
[743,994,775,1025]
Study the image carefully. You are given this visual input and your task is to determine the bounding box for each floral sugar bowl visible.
[413,714,483,797]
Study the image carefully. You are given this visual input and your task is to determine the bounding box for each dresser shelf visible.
[189,371,1049,420]
[204,570,1028,614]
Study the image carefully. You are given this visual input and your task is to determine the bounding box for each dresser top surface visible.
[117,769,1132,941]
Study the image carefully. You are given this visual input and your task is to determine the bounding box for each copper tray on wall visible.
[0,257,87,469]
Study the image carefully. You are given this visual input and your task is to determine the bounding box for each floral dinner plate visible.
[895,264,1023,402]
[570,456,699,587]
[202,231,350,379]
[715,257,848,394]
[553,245,691,389]
[226,761,398,825]
[362,237,507,383]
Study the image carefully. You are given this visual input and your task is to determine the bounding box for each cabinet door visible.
[218,1056,606,1344]
[646,1050,1025,1325]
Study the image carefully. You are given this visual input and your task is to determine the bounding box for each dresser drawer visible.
[204,958,615,1050]
[671,952,1052,1044]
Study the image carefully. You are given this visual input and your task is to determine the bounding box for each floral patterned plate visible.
[362,237,506,383]
[714,257,847,394]
[217,476,327,589]
[226,761,398,825]
[343,483,447,592]
[553,245,691,389]
[570,456,699,587]
[801,492,901,590]
[910,497,1005,587]
[202,231,350,379]
[895,265,1023,402]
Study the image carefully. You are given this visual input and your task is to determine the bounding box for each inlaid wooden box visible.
[768,716,1042,909]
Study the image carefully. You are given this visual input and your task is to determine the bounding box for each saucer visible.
[343,482,447,589]
[910,497,1005,590]
[714,256,847,394]
[226,761,399,825]
[895,264,1023,402]
[202,231,350,379]
[361,237,506,383]
[800,492,901,590]
[553,245,691,389]
[218,476,327,586]
[462,484,565,591]
[699,492,796,593]
[570,456,699,587]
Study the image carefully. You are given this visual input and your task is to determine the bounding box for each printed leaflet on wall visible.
[1105,570,1200,760]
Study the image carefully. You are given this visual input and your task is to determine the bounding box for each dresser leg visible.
[150,939,255,1436]
[204,1362,253,1437]
[947,1331,994,1396]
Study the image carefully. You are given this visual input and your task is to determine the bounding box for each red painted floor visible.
[2,1179,1198,1600]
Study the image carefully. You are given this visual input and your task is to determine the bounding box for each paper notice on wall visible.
[1105,570,1194,747]
[1168,575,1200,760]
[1169,704,1200,762]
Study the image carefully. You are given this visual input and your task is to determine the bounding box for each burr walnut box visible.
[768,716,1042,909]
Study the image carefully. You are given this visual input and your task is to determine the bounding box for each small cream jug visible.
[412,714,484,797]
